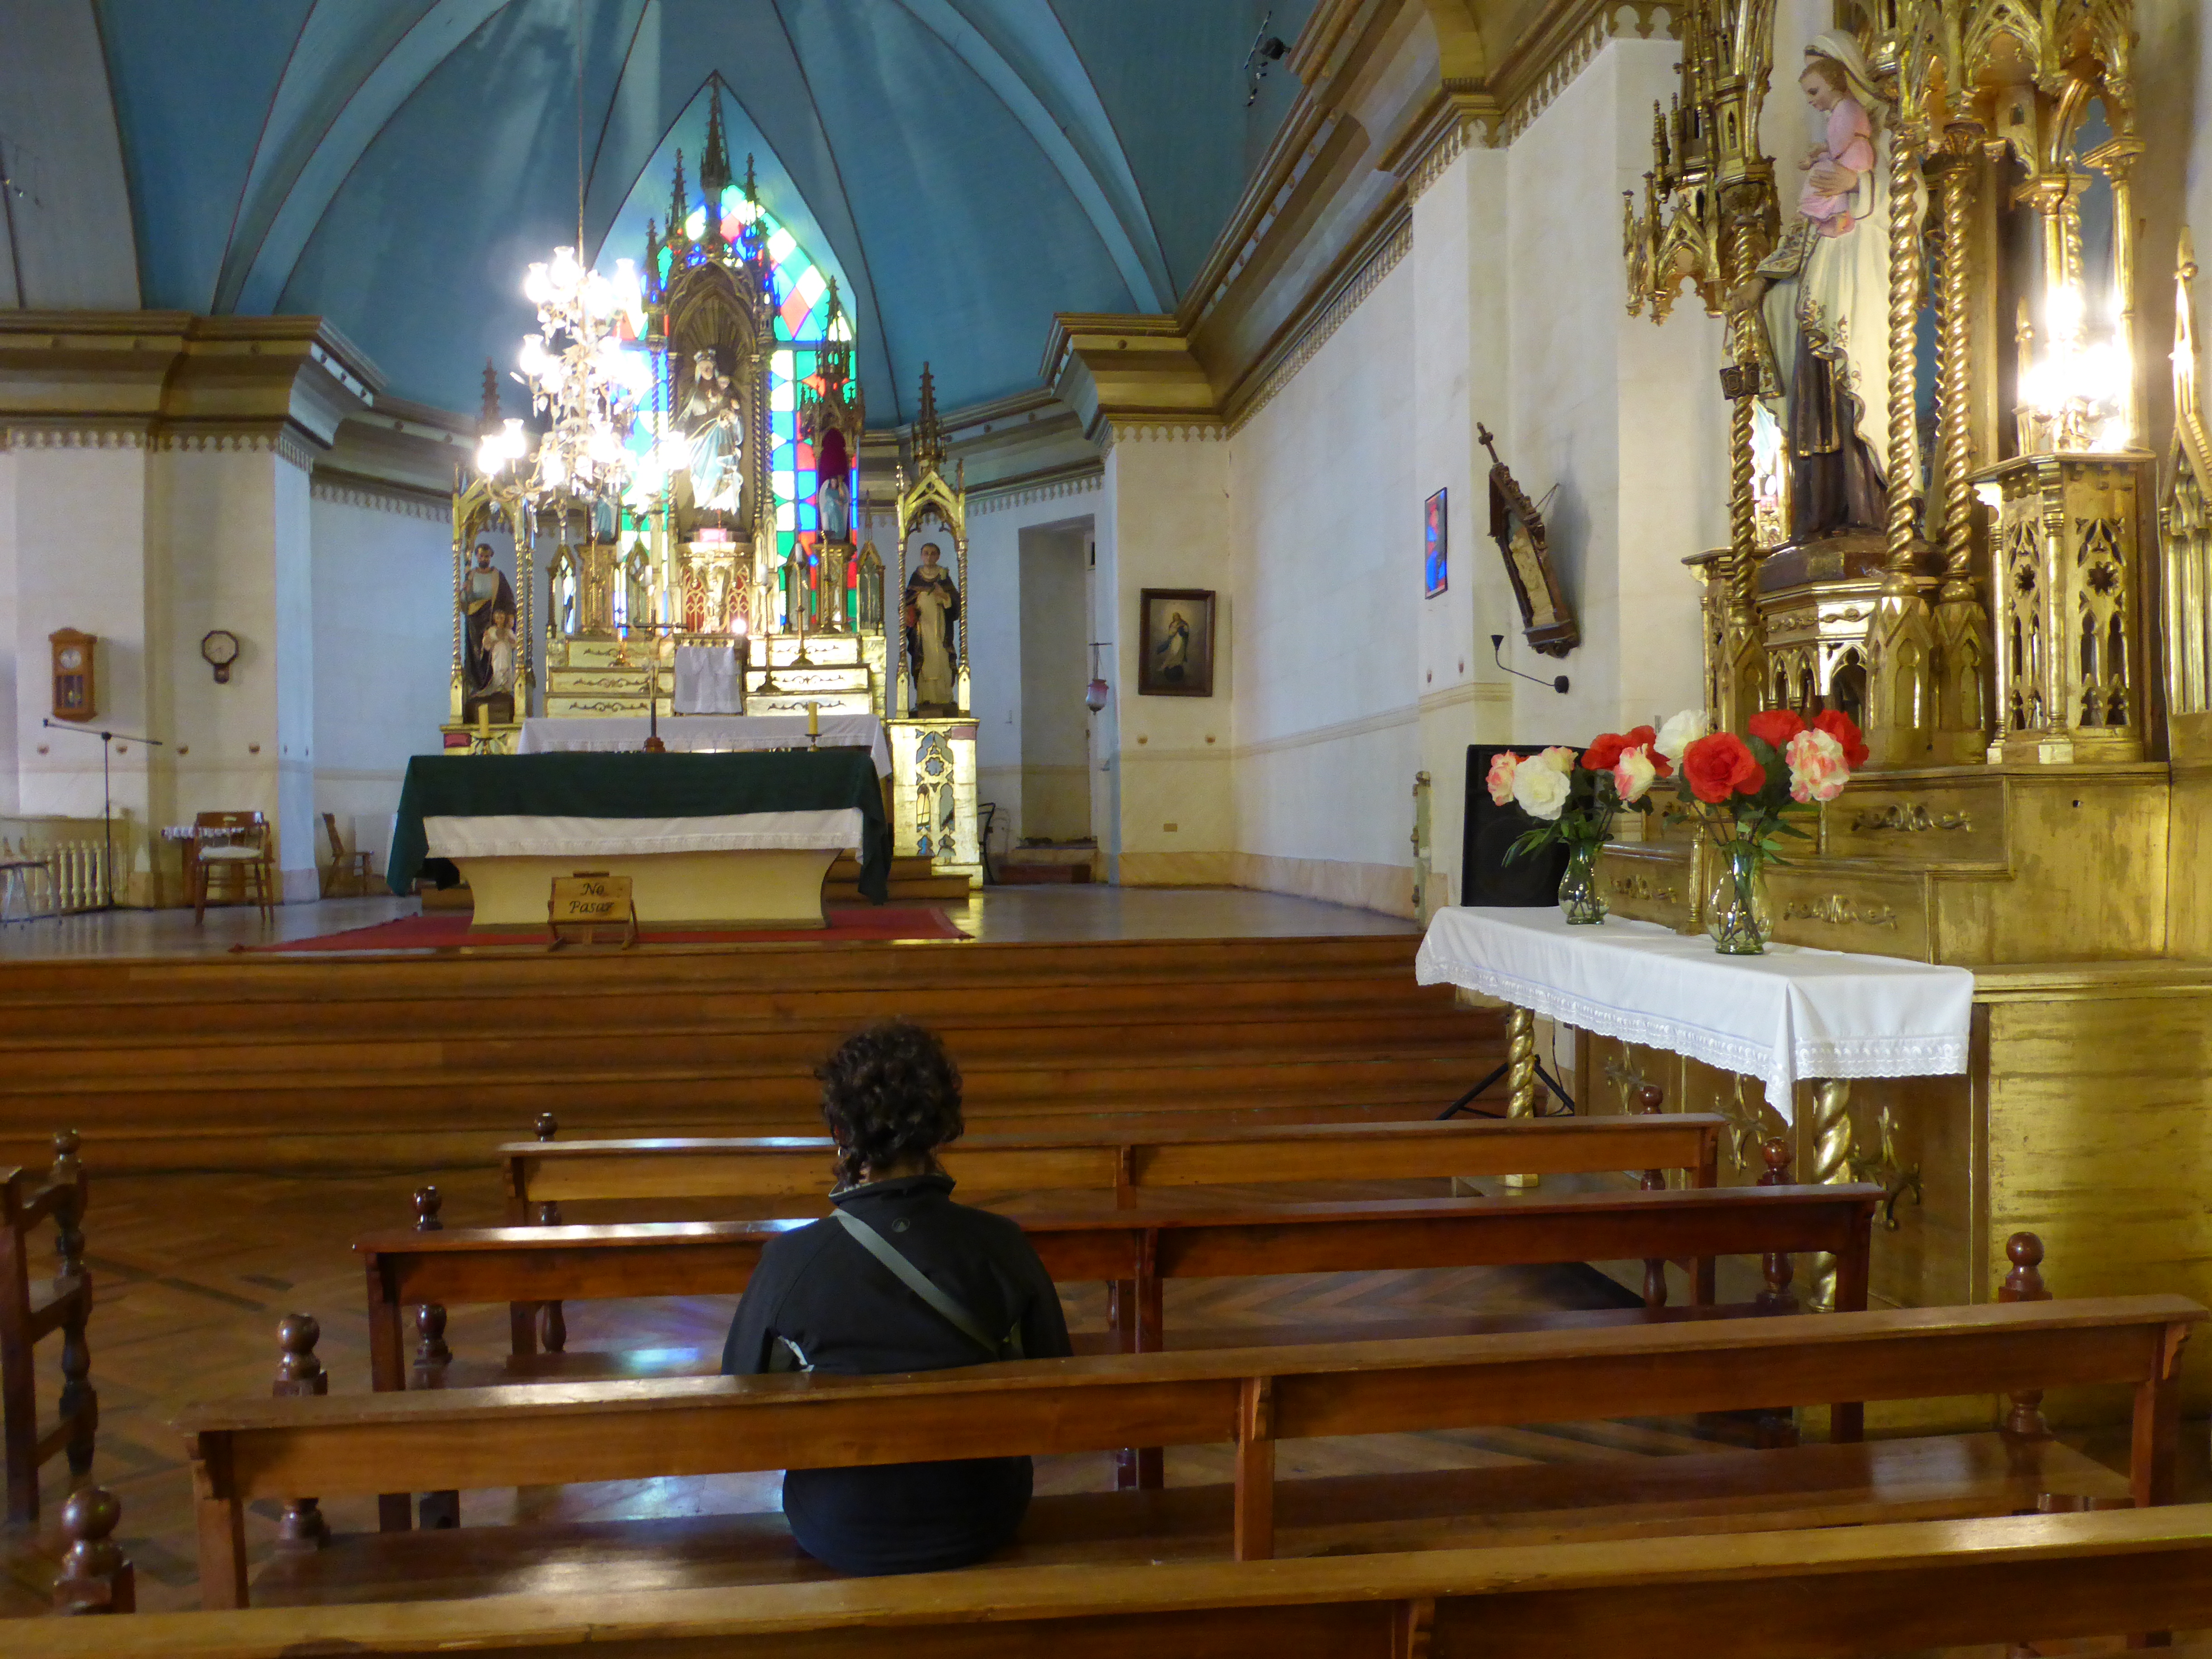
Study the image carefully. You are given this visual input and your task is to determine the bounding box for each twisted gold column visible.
[1721,218,1766,727]
[1503,1005,1538,1190]
[1805,1079,1855,1311]
[1866,116,1936,766]
[1932,125,1989,761]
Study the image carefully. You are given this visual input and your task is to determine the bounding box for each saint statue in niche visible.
[1727,33,1898,544]
[678,350,744,516]
[460,541,516,710]
[486,610,516,696]
[903,541,961,711]
[815,425,853,544]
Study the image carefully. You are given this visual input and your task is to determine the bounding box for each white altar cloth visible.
[1414,906,1975,1117]
[517,714,891,777]
[423,810,863,860]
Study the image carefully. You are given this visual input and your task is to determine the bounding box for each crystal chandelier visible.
[483,246,652,503]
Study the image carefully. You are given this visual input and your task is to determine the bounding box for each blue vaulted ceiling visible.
[89,0,1312,423]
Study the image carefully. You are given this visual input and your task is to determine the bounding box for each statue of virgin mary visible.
[1729,32,1901,543]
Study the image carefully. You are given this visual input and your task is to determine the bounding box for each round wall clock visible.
[202,629,241,684]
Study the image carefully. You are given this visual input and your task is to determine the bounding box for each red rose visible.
[1582,732,1631,771]
[1745,708,1806,751]
[1622,724,1670,776]
[1814,708,1870,770]
[1681,731,1766,803]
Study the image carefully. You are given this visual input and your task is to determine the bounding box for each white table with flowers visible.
[1435,708,1973,1307]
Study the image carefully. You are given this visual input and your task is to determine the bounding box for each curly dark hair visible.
[818,1020,965,1188]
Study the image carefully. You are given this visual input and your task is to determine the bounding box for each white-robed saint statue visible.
[902,542,961,711]
[1729,32,1899,542]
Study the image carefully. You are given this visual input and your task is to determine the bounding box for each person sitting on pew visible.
[720,1020,1072,1575]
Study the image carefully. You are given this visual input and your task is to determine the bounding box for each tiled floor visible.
[0,885,1416,961]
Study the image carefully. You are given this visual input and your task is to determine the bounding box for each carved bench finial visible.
[53,1486,133,1613]
[271,1314,330,1552]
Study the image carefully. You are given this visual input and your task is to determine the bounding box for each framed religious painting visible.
[1478,423,1578,657]
[1138,588,1214,697]
[1424,488,1448,598]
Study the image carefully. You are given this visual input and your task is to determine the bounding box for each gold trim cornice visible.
[1225,198,1411,432]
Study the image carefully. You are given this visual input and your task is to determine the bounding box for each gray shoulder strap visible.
[833,1207,1003,1358]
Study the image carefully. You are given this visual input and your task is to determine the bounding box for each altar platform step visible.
[825,853,969,901]
[0,935,1495,1170]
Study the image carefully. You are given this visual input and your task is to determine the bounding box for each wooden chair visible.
[190,811,275,923]
[2,1130,94,1523]
[320,815,375,899]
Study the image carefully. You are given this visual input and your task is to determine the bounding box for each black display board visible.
[1461,743,1572,906]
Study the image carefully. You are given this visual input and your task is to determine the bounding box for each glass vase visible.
[1558,841,1607,925]
[1706,839,1772,955]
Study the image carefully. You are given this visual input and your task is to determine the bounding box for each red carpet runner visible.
[244,906,967,952]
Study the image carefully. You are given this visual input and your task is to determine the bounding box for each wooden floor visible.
[0,1166,1659,1616]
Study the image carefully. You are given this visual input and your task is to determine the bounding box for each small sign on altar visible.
[548,871,637,948]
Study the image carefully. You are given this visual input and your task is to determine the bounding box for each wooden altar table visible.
[386,752,890,931]
[1415,906,1975,1307]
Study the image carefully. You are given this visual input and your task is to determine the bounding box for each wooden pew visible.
[23,1507,2212,1656]
[2,1129,95,1523]
[500,1111,1732,1359]
[361,1182,1876,1401]
[500,1112,1728,1216]
[179,1293,2197,1609]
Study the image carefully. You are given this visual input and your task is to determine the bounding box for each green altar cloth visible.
[387,751,890,903]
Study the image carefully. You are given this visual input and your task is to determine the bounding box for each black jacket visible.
[720,1172,1073,1575]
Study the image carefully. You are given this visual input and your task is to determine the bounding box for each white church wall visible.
[10,440,154,829]
[1105,428,1233,887]
[309,481,453,875]
[1227,252,1421,916]
[0,447,18,816]
[1414,139,1515,910]
[1502,40,1725,751]
[152,442,319,896]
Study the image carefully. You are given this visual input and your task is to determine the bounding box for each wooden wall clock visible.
[49,629,96,721]
[1478,425,1579,658]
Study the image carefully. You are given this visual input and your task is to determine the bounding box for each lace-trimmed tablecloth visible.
[1415,906,1975,1119]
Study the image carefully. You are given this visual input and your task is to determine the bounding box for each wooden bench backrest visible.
[182,1293,2201,1597]
[24,1506,2212,1658]
[501,1115,1729,1211]
[363,1183,1879,1324]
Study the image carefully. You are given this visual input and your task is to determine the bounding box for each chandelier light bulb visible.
[523,263,552,305]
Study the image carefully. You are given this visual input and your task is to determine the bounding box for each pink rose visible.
[1486,750,1522,806]
[1612,744,1659,804]
[1785,728,1851,803]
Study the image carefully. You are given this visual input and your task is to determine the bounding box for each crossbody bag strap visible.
[833,1207,1004,1359]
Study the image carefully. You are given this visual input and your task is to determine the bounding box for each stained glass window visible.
[621,190,855,577]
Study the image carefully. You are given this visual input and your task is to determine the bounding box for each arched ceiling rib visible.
[84,0,1290,417]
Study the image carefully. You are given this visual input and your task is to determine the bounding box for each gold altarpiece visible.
[1595,0,2212,1414]
[441,124,894,756]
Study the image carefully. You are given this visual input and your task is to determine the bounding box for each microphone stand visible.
[40,717,166,910]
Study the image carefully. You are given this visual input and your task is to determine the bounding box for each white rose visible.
[1612,745,1658,804]
[1654,708,1707,764]
[1511,758,1571,821]
[1535,745,1577,774]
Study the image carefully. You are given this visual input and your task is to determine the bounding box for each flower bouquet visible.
[1662,706,1870,954]
[1486,725,1678,924]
